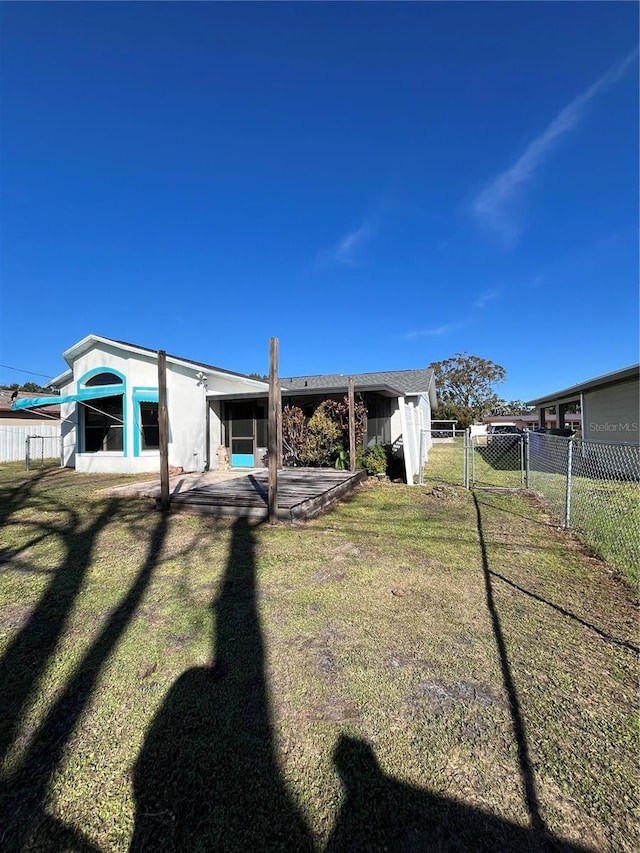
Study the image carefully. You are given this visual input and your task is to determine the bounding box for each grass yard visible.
[0,461,638,851]
[425,438,640,584]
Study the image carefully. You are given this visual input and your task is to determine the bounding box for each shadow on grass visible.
[473,494,547,840]
[325,735,591,852]
[131,515,590,853]
[474,443,522,472]
[130,516,313,851]
[474,495,638,654]
[489,568,639,655]
[0,488,168,851]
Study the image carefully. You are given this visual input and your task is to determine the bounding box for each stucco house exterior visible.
[11,335,436,482]
[12,335,269,475]
[527,364,639,444]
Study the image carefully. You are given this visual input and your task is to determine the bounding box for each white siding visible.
[0,424,61,463]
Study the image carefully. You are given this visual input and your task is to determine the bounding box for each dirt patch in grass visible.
[409,678,500,713]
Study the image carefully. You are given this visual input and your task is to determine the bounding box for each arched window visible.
[83,372,124,387]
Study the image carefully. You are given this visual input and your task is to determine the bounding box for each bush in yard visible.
[302,403,342,466]
[363,444,388,475]
[283,399,368,469]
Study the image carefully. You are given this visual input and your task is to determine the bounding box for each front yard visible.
[0,462,637,851]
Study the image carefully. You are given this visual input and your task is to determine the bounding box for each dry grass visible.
[0,462,637,851]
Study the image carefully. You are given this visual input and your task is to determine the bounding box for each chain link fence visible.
[528,432,639,577]
[422,430,639,577]
[25,435,63,471]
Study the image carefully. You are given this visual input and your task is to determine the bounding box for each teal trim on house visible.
[132,387,160,456]
[76,368,128,456]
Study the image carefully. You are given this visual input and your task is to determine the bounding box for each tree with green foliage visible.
[429,352,506,428]
[491,400,534,416]
[0,381,58,394]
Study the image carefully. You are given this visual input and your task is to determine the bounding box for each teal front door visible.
[229,402,255,467]
[231,437,254,467]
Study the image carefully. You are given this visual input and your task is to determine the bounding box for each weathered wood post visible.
[268,337,279,523]
[348,376,356,472]
[158,350,170,512]
[277,379,283,470]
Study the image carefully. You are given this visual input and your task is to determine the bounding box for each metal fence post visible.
[25,437,30,472]
[471,431,476,489]
[564,438,573,529]
[463,429,468,488]
[524,432,530,489]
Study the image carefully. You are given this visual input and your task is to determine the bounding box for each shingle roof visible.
[0,389,61,416]
[281,368,434,395]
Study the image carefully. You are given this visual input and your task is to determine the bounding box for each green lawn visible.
[0,463,638,851]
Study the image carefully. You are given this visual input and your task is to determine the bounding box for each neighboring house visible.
[0,390,60,426]
[483,413,581,431]
[0,390,61,463]
[11,335,437,482]
[527,364,640,444]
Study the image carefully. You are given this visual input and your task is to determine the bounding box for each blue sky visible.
[1,2,638,401]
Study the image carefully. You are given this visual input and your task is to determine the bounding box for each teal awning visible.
[132,388,159,404]
[11,388,124,410]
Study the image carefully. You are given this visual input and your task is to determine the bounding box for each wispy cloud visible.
[473,49,638,243]
[332,221,372,264]
[475,287,500,308]
[398,321,466,341]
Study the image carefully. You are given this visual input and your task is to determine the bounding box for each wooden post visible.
[276,383,283,470]
[348,376,356,472]
[268,337,279,523]
[158,350,170,512]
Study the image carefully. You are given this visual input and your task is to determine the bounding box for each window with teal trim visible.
[83,396,124,451]
[140,402,159,449]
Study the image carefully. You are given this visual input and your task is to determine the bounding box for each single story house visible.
[11,335,437,482]
[527,364,639,444]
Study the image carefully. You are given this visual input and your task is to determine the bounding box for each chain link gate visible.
[25,435,63,471]
[464,430,526,490]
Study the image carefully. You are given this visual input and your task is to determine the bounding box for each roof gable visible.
[53,334,268,389]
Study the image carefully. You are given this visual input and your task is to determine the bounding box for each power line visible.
[0,363,56,380]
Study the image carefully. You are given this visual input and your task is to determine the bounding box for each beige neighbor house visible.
[483,413,581,431]
[527,364,639,444]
